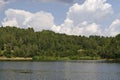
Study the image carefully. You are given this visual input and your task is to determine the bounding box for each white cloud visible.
[52,21,101,36]
[2,9,33,28]
[106,19,120,36]
[2,9,55,31]
[52,0,113,36]
[67,0,113,25]
[27,11,54,31]
[2,18,19,27]
[0,0,8,10]
[2,0,120,36]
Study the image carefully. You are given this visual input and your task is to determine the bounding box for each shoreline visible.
[0,57,119,62]
[0,57,32,61]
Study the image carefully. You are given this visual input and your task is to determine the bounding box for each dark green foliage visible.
[0,26,120,60]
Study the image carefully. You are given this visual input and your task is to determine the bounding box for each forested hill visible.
[0,26,120,60]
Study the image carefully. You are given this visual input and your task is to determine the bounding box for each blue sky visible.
[0,0,120,36]
[0,0,74,25]
[0,0,85,24]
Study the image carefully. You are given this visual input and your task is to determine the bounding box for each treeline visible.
[0,26,120,60]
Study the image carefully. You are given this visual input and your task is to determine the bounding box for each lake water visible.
[0,60,120,80]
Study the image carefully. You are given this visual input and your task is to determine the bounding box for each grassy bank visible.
[32,56,101,61]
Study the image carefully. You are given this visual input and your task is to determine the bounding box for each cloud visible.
[0,0,14,11]
[52,20,101,36]
[2,9,55,31]
[2,18,19,27]
[52,0,113,36]
[2,0,120,36]
[0,0,8,10]
[106,19,120,36]
[67,0,113,25]
[27,11,54,31]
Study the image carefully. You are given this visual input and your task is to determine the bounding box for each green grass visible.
[32,56,101,61]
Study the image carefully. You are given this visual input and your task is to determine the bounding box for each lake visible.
[0,60,120,80]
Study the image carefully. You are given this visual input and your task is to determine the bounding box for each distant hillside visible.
[0,26,120,60]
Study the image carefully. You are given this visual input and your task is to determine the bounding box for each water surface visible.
[0,60,120,80]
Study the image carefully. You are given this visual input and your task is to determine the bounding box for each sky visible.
[0,0,120,36]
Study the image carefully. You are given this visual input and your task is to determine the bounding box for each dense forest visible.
[0,26,120,60]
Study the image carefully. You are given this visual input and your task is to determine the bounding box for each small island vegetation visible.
[0,26,120,61]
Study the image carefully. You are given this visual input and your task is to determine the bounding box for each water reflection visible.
[0,61,120,80]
